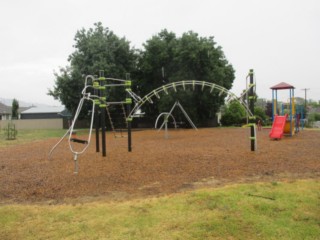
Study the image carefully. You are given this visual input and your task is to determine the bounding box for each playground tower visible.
[270,82,295,136]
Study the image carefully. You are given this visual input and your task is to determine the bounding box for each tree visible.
[49,25,235,125]
[136,30,235,125]
[220,100,246,126]
[11,98,19,119]
[265,101,273,119]
[132,30,177,121]
[254,106,268,123]
[48,22,137,114]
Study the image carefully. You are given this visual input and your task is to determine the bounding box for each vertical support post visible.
[125,75,132,152]
[289,88,292,136]
[99,70,107,157]
[73,154,79,174]
[271,90,274,121]
[95,110,100,153]
[289,89,292,120]
[249,69,256,152]
[291,88,295,136]
[275,90,278,115]
[272,89,278,120]
[94,79,100,153]
[164,114,169,139]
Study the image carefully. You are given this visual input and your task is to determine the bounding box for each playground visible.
[0,127,319,204]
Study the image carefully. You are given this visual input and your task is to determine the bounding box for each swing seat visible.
[70,138,88,144]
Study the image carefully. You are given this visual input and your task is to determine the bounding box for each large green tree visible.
[49,22,137,114]
[49,25,235,125]
[135,30,235,125]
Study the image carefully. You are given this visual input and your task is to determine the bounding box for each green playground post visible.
[99,70,107,157]
[248,69,256,151]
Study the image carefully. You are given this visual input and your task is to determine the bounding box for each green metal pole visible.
[95,78,100,153]
[99,70,107,157]
[249,69,256,151]
[125,77,132,152]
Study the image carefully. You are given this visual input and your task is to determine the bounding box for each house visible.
[0,102,30,120]
[20,106,71,119]
[0,103,71,130]
[0,102,11,120]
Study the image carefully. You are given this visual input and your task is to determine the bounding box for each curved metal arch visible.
[155,112,177,129]
[128,80,253,118]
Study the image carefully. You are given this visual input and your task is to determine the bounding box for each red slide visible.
[269,114,288,139]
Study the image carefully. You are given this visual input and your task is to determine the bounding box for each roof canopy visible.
[270,82,295,90]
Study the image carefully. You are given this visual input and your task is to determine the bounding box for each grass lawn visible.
[1,179,319,240]
[0,129,85,148]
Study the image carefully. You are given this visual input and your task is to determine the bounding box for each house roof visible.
[21,106,66,114]
[270,82,295,90]
[0,102,31,114]
[0,102,10,114]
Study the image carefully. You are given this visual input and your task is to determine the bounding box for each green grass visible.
[1,179,319,240]
[0,129,88,148]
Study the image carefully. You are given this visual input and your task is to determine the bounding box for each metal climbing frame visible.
[155,101,197,139]
[48,72,134,173]
[48,76,99,173]
[163,101,197,130]
[106,103,128,138]
[127,80,254,119]
[49,71,258,173]
[248,69,257,151]
[126,78,257,152]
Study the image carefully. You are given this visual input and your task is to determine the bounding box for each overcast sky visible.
[0,0,319,106]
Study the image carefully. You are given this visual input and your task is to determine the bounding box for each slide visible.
[269,114,288,139]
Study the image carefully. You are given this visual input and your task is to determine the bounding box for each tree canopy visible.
[135,29,235,125]
[48,22,137,114]
[49,23,235,125]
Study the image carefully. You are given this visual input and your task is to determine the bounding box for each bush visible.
[221,101,246,126]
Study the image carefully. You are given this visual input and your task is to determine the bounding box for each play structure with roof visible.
[269,82,304,140]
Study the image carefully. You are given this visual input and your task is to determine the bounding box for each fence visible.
[0,119,63,130]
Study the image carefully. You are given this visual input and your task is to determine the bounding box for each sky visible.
[0,0,319,106]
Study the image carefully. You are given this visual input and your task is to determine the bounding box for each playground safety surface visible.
[0,128,319,204]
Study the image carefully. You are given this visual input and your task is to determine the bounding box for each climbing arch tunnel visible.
[126,80,256,152]
[127,80,254,120]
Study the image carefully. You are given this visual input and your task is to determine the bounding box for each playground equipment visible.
[127,69,258,151]
[155,112,177,130]
[106,103,128,138]
[270,82,303,139]
[155,101,197,139]
[294,104,304,131]
[50,69,258,173]
[49,71,134,173]
[280,101,304,132]
[269,114,288,139]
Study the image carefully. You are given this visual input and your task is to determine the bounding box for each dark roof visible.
[270,82,295,90]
